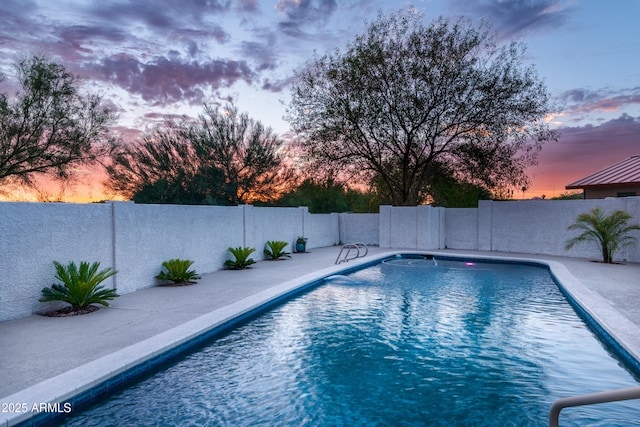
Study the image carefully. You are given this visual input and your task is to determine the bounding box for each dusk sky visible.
[1,0,639,201]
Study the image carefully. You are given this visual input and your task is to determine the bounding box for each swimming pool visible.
[57,256,640,426]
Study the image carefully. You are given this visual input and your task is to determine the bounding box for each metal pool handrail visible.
[549,385,640,427]
[335,243,368,264]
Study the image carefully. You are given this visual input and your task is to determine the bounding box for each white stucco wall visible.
[379,205,445,249]
[246,206,304,258]
[445,208,479,250]
[112,202,243,294]
[381,198,640,262]
[0,203,113,321]
[3,198,639,322]
[483,198,640,262]
[380,206,417,248]
[339,213,379,245]
[304,211,340,248]
[0,203,343,321]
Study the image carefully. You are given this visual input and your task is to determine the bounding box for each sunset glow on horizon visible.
[0,0,638,203]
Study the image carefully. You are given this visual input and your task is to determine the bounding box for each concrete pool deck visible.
[1,246,640,425]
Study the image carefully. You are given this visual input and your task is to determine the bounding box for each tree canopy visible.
[107,104,291,205]
[287,12,557,206]
[272,178,378,213]
[106,121,225,204]
[0,56,115,186]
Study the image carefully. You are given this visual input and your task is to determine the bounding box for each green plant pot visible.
[296,242,306,253]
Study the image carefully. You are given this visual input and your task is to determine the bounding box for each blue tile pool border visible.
[551,276,640,378]
[18,257,387,426]
[16,252,640,426]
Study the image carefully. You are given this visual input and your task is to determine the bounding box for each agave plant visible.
[155,259,201,285]
[565,207,640,263]
[225,246,257,270]
[264,240,290,260]
[40,261,118,310]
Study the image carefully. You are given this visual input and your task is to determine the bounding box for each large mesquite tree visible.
[287,12,557,205]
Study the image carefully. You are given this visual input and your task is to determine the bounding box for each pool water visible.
[60,258,640,426]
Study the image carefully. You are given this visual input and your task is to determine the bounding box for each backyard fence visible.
[0,203,376,321]
[1,197,638,321]
[381,198,640,262]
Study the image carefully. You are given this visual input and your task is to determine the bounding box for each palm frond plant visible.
[155,259,201,285]
[40,261,118,311]
[225,246,257,269]
[565,207,640,263]
[264,240,291,260]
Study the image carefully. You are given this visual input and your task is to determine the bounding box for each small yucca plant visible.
[40,261,118,310]
[225,246,256,269]
[264,240,290,260]
[155,259,201,285]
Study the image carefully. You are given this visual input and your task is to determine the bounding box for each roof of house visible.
[566,155,640,189]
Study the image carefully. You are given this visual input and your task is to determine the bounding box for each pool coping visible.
[2,250,639,426]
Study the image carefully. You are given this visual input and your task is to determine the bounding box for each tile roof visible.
[566,155,640,189]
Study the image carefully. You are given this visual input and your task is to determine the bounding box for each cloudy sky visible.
[1,0,639,200]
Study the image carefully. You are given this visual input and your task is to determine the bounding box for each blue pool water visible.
[59,257,640,426]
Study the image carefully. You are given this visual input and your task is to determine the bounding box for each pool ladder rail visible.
[549,385,640,426]
[335,243,368,264]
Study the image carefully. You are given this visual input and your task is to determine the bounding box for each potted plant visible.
[296,236,307,253]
